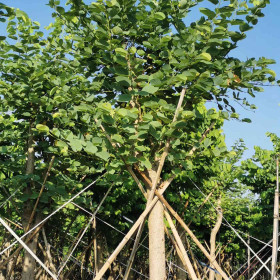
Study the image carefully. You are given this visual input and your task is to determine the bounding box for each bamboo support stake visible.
[164,209,198,280]
[123,121,214,278]
[164,225,187,272]
[271,157,279,280]
[0,220,45,269]
[155,190,230,280]
[0,217,57,280]
[93,217,98,273]
[122,177,174,279]
[1,175,105,257]
[93,181,171,280]
[166,180,218,260]
[123,220,145,280]
[186,236,202,279]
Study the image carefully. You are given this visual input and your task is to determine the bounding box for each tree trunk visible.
[149,200,165,279]
[21,214,40,280]
[148,169,166,280]
[22,126,38,280]
[209,198,222,280]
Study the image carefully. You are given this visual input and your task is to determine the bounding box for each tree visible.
[0,0,276,278]
[49,0,273,278]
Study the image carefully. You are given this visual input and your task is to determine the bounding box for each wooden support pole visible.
[123,220,145,280]
[164,225,187,272]
[271,157,279,280]
[0,217,57,280]
[186,236,202,279]
[93,182,170,280]
[155,190,230,280]
[164,209,198,280]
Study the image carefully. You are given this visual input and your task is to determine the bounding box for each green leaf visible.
[137,49,145,56]
[263,68,276,78]
[117,108,129,117]
[230,113,239,119]
[55,140,67,148]
[204,138,212,148]
[51,128,60,137]
[154,12,166,20]
[96,150,110,161]
[149,121,162,128]
[178,69,199,81]
[149,126,160,140]
[199,8,216,19]
[84,142,98,154]
[213,76,224,86]
[179,0,188,9]
[69,139,83,152]
[161,36,172,43]
[197,52,212,61]
[0,36,6,41]
[112,134,124,144]
[212,148,220,157]
[115,48,128,57]
[140,157,152,169]
[129,46,137,54]
[15,9,29,23]
[239,23,252,32]
[181,111,195,119]
[118,94,131,102]
[116,76,131,86]
[36,124,49,133]
[112,26,123,35]
[242,118,252,123]
[140,84,159,95]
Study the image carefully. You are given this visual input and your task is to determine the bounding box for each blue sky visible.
[1,0,280,159]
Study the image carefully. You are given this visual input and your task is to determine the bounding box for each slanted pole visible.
[156,190,230,280]
[271,157,279,280]
[164,209,198,280]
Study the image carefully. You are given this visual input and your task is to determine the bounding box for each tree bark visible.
[209,198,223,280]
[21,215,40,280]
[149,200,166,280]
[147,169,166,280]
[22,125,39,280]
